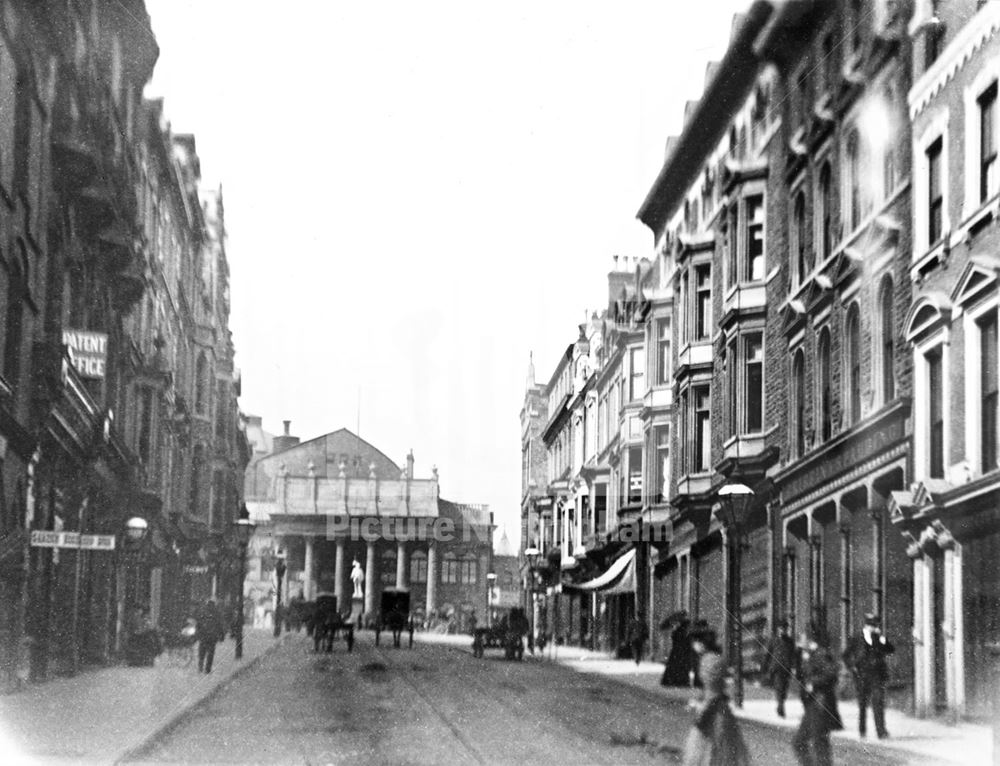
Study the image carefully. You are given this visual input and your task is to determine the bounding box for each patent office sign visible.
[63,329,108,379]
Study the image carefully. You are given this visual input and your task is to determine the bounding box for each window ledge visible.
[959,193,1000,239]
[910,238,949,282]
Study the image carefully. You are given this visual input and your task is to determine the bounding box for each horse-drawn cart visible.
[310,592,354,652]
[374,588,414,648]
[472,607,529,660]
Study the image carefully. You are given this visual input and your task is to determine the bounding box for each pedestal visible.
[350,597,364,628]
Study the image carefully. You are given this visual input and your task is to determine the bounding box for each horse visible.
[384,607,409,648]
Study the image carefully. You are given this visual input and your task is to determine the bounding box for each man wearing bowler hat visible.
[842,612,895,739]
[762,618,797,717]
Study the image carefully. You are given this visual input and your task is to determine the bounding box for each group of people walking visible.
[657,611,894,766]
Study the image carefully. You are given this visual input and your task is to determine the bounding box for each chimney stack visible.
[406,450,415,479]
[272,419,300,454]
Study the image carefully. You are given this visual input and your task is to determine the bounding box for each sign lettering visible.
[30,530,116,550]
[62,330,108,380]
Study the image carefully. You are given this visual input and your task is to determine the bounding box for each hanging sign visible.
[62,329,108,379]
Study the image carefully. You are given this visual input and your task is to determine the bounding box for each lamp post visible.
[486,572,497,628]
[116,517,148,655]
[523,547,542,648]
[717,482,754,708]
[234,507,255,660]
[273,550,287,638]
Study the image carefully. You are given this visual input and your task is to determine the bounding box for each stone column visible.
[364,541,377,617]
[334,539,345,604]
[426,542,438,615]
[396,541,407,590]
[304,537,315,601]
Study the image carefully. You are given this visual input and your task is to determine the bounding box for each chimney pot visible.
[283,420,291,436]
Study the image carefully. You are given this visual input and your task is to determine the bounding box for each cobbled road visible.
[129,632,928,765]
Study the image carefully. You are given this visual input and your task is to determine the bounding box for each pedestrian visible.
[195,598,224,673]
[661,612,693,687]
[792,622,843,766]
[627,611,649,665]
[842,612,894,739]
[762,618,797,717]
[681,621,751,766]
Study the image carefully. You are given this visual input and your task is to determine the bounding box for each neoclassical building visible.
[245,425,492,625]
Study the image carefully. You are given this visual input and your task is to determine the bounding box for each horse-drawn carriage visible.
[472,607,530,660]
[309,592,354,652]
[374,588,414,649]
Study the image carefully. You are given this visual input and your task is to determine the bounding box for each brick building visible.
[893,0,1000,721]
[636,0,918,703]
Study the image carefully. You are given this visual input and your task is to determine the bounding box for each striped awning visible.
[563,548,636,594]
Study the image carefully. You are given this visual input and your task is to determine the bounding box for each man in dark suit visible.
[762,618,797,717]
[195,599,225,673]
[842,612,895,739]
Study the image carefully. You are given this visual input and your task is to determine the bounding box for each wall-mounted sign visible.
[183,564,210,574]
[63,330,108,379]
[30,530,116,550]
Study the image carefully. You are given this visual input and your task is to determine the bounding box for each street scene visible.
[1,0,1000,764]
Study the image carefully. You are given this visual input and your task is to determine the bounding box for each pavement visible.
[416,633,995,766]
[0,629,285,765]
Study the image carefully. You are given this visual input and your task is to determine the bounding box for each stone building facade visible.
[245,427,492,628]
[0,1,247,690]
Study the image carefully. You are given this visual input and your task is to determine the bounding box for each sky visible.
[144,0,749,546]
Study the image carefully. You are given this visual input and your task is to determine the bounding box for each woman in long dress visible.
[682,621,751,766]
[792,621,843,766]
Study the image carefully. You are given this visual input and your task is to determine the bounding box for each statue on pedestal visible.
[350,558,364,599]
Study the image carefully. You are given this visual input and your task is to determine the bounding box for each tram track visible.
[368,641,488,765]
[369,638,623,766]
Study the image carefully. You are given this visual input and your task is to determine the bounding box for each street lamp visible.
[717,482,754,708]
[486,572,497,628]
[234,507,255,659]
[273,549,287,638]
[125,516,148,543]
[523,548,542,647]
[116,517,149,656]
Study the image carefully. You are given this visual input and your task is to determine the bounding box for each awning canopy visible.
[563,548,636,594]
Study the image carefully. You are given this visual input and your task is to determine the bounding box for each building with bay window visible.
[637,0,917,705]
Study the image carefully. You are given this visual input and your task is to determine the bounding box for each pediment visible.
[950,254,1000,307]
[904,292,953,343]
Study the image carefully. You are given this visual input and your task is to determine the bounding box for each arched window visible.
[410,550,428,584]
[817,330,833,442]
[381,548,397,585]
[847,131,861,229]
[879,278,896,402]
[794,191,808,285]
[846,304,862,425]
[818,162,833,259]
[792,351,806,457]
[195,352,207,414]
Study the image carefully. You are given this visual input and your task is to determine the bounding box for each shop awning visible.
[563,548,636,594]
